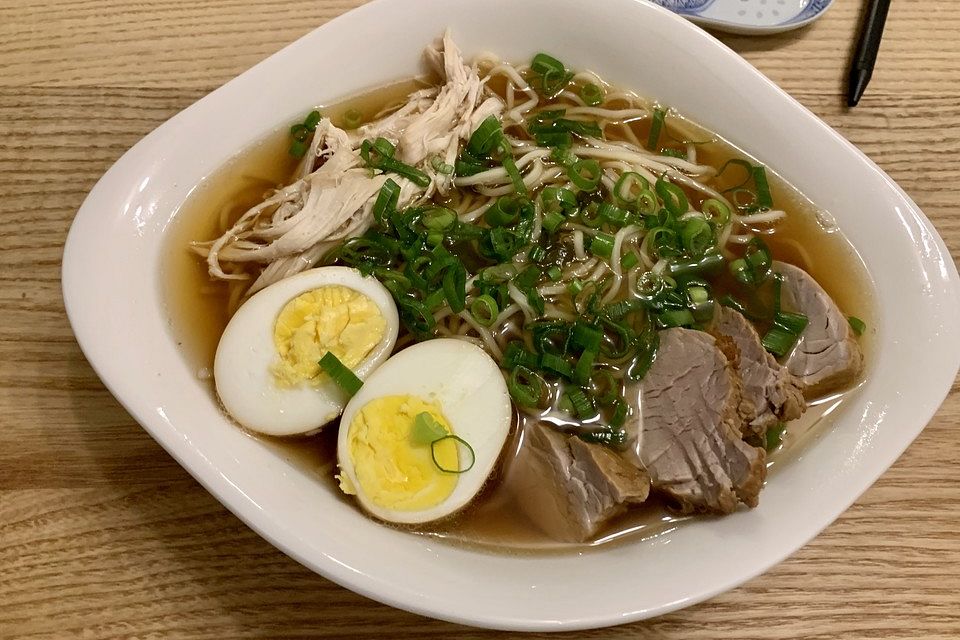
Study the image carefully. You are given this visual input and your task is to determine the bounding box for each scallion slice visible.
[468,115,503,155]
[655,178,689,217]
[613,171,650,207]
[318,352,362,397]
[620,251,640,270]
[565,387,597,420]
[590,232,615,259]
[508,366,545,408]
[542,210,565,234]
[431,435,476,474]
[470,294,499,327]
[848,316,866,336]
[701,198,731,225]
[411,412,447,445]
[647,107,666,151]
[342,108,363,129]
[541,352,573,378]
[579,82,604,106]
[372,178,401,225]
[681,218,714,256]
[568,159,602,191]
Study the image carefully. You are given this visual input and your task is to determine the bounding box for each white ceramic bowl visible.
[62,0,960,631]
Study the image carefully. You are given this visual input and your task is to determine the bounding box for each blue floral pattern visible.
[649,0,716,14]
[648,0,831,27]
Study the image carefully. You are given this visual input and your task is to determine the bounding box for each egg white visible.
[337,338,513,525]
[214,267,399,436]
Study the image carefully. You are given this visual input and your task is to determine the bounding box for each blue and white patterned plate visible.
[648,0,834,34]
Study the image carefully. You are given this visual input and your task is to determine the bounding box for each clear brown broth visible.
[162,79,876,554]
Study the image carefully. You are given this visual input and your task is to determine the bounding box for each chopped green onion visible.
[668,250,725,278]
[542,210,565,233]
[304,110,322,130]
[599,202,629,226]
[571,321,603,352]
[568,159,602,191]
[761,327,797,357]
[777,311,809,335]
[657,308,695,328]
[514,265,542,290]
[421,206,457,231]
[541,352,573,378]
[470,294,499,327]
[590,232,615,259]
[379,157,430,187]
[565,387,597,419]
[568,278,584,296]
[765,422,787,452]
[541,186,578,213]
[701,198,731,225]
[647,107,666,151]
[626,330,659,382]
[592,369,619,406]
[442,263,467,313]
[534,131,573,147]
[636,188,658,215]
[729,258,751,285]
[660,148,686,159]
[342,108,363,129]
[531,52,566,77]
[547,266,562,281]
[848,316,866,336]
[613,171,650,207]
[411,412,447,445]
[551,146,577,168]
[372,178,401,225]
[655,178,689,217]
[397,296,435,338]
[430,155,454,175]
[750,165,773,212]
[573,349,595,386]
[503,341,540,370]
[762,311,809,357]
[288,139,309,159]
[579,82,604,106]
[531,53,572,97]
[508,366,545,408]
[608,398,629,429]
[681,218,714,257]
[578,202,604,228]
[620,251,640,270]
[431,435,476,474]
[528,245,547,263]
[467,115,503,155]
[485,196,523,226]
[318,352,363,397]
[499,138,527,195]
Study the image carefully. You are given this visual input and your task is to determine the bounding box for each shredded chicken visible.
[196,31,503,294]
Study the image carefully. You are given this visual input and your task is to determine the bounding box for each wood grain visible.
[1,0,958,637]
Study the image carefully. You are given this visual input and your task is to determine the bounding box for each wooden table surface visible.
[2,1,959,638]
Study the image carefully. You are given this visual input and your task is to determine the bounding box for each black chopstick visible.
[847,0,892,107]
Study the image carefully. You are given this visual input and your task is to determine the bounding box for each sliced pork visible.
[773,261,864,398]
[711,306,805,436]
[639,328,765,514]
[509,421,650,543]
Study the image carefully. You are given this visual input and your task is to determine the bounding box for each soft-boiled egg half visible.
[336,339,512,525]
[214,267,399,436]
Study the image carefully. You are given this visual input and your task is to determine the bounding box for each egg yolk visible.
[346,395,459,512]
[271,285,385,387]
